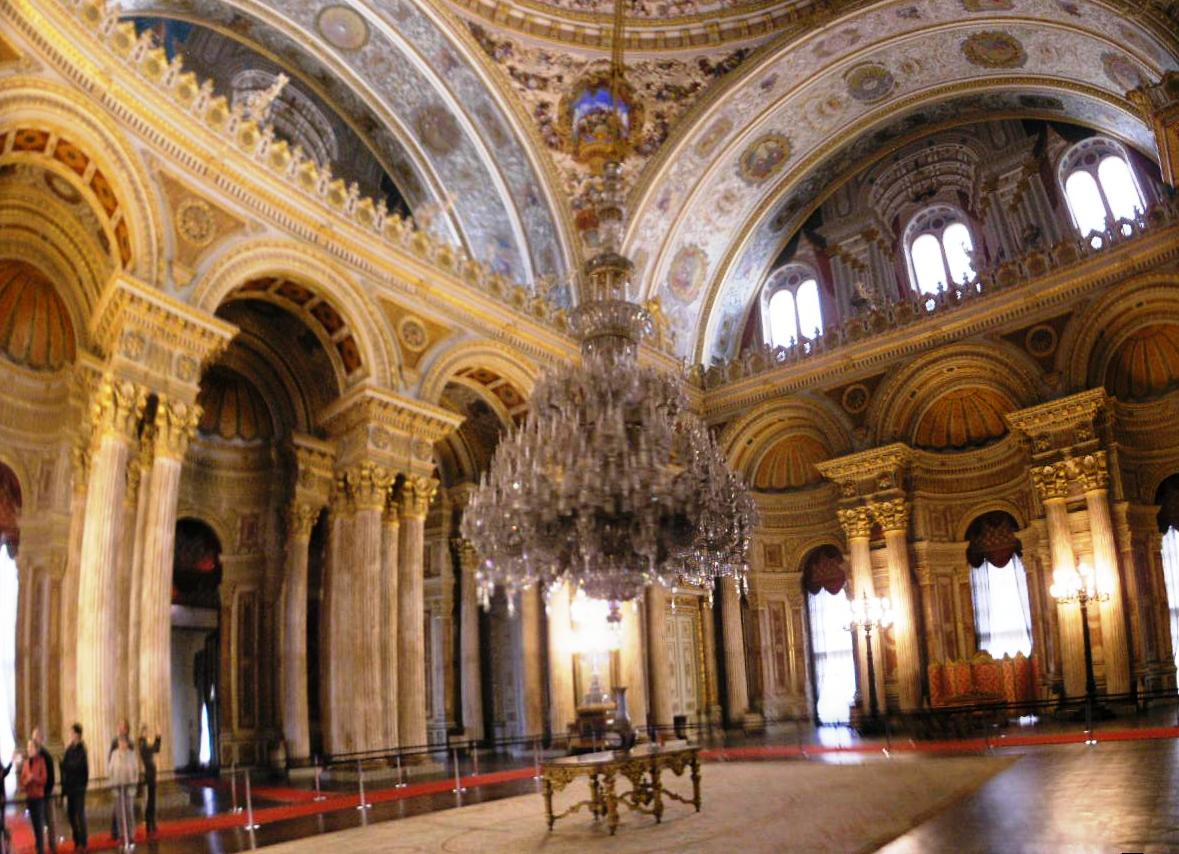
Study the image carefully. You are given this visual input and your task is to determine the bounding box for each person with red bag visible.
[19,737,50,854]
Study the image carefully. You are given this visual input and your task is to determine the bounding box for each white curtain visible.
[972,557,1033,659]
[0,547,17,799]
[807,589,855,724]
[1160,527,1179,676]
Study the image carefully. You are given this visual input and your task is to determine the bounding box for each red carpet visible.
[7,725,1179,852]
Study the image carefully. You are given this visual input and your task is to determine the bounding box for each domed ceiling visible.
[0,260,76,371]
[196,367,275,442]
[751,433,827,491]
[1105,324,1179,401]
[913,387,1012,451]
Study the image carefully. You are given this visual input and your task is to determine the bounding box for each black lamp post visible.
[846,591,894,736]
[1050,561,1110,741]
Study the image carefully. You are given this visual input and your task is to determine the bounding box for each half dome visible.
[913,387,1012,450]
[752,434,827,491]
[197,368,275,442]
[1105,325,1179,401]
[0,260,76,371]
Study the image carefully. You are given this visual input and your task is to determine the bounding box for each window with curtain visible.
[763,265,823,347]
[1160,526,1179,677]
[904,206,978,296]
[803,546,855,725]
[1061,138,1146,247]
[0,545,16,799]
[966,512,1032,659]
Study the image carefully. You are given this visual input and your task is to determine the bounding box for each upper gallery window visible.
[1060,138,1146,245]
[904,206,977,296]
[764,266,822,348]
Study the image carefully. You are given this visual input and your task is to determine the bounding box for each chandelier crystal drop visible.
[461,162,756,622]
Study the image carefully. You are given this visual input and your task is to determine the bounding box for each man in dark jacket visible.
[60,724,88,853]
[138,726,161,836]
[29,729,57,854]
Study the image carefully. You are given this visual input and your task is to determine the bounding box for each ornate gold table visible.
[540,742,701,835]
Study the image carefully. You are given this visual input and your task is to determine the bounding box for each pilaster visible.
[1130,73,1179,187]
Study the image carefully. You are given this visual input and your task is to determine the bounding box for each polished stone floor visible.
[8,717,1179,852]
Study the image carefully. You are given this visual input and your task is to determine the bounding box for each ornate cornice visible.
[90,273,236,402]
[1005,388,1109,456]
[815,443,911,498]
[290,433,336,506]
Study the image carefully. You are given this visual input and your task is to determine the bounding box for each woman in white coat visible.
[108,735,139,851]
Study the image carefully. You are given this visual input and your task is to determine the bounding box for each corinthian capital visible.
[837,506,872,540]
[400,475,439,520]
[154,398,202,460]
[88,374,147,442]
[289,502,320,540]
[1030,461,1071,502]
[868,497,909,533]
[454,537,479,574]
[1067,451,1109,494]
[343,462,395,511]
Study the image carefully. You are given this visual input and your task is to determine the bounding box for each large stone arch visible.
[868,342,1042,449]
[622,2,1176,363]
[418,338,539,408]
[720,394,854,489]
[1061,272,1179,396]
[954,500,1029,543]
[0,77,164,286]
[191,239,398,390]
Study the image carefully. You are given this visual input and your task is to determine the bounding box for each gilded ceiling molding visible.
[417,338,540,405]
[190,238,399,389]
[1059,271,1179,392]
[0,75,164,285]
[717,393,853,471]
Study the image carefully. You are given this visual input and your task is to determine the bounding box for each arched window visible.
[904,206,977,296]
[1060,138,1146,246]
[966,513,1032,658]
[763,266,823,347]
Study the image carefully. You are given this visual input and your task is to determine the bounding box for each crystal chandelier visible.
[461,162,756,621]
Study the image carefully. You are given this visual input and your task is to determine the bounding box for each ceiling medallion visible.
[397,315,429,352]
[559,70,645,174]
[175,198,215,246]
[961,31,1027,69]
[738,133,791,184]
[316,5,370,52]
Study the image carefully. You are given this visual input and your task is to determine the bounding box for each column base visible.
[740,712,765,735]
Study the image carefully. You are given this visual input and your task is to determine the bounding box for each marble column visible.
[59,447,88,742]
[137,399,201,769]
[381,502,400,749]
[456,540,483,742]
[521,586,547,739]
[646,585,673,730]
[1034,463,1086,699]
[124,428,154,732]
[320,489,355,753]
[281,502,319,761]
[838,506,879,714]
[1082,480,1131,695]
[398,475,437,750]
[720,577,749,727]
[620,598,647,728]
[546,583,577,738]
[870,498,922,711]
[346,463,393,750]
[75,375,146,779]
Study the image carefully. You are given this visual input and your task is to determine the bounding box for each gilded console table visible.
[540,742,701,835]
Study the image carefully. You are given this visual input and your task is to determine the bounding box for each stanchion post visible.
[471,741,479,777]
[230,760,242,814]
[532,737,541,780]
[356,759,371,810]
[313,763,326,802]
[395,752,406,789]
[451,746,466,794]
[244,769,260,830]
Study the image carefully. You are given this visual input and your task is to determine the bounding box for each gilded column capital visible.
[453,537,479,574]
[1067,451,1109,494]
[289,502,320,540]
[836,506,872,540]
[400,475,439,520]
[868,497,910,533]
[153,397,202,460]
[1029,461,1071,502]
[70,439,90,496]
[88,373,148,442]
[342,462,395,511]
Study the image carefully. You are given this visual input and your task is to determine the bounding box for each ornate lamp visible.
[845,590,893,734]
[1050,561,1109,735]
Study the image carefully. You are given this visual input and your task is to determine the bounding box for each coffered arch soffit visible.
[119,0,573,291]
[0,78,164,287]
[418,338,539,407]
[623,2,1176,363]
[1063,273,1179,397]
[868,343,1042,449]
[719,394,853,478]
[191,238,398,390]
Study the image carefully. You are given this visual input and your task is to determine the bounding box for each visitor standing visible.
[19,738,49,854]
[108,735,138,852]
[107,720,130,839]
[137,726,160,836]
[30,729,57,854]
[1,750,13,854]
[61,724,89,853]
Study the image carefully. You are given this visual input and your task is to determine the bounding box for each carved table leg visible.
[604,769,620,836]
[543,777,555,831]
[652,763,664,824]
[590,771,601,821]
[691,755,701,812]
